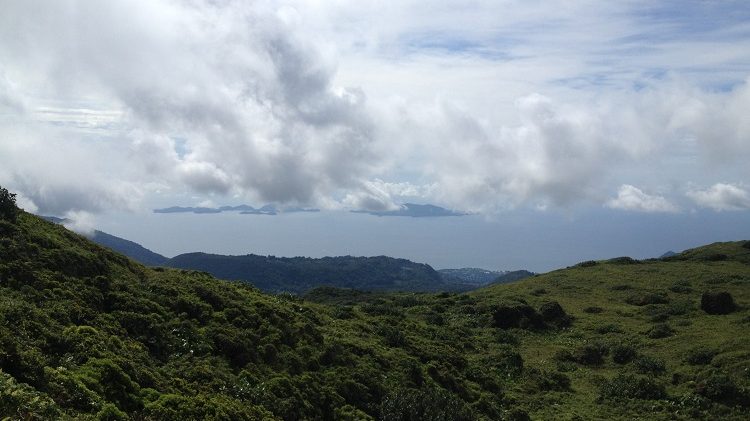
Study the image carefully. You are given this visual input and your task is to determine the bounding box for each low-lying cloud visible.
[688,183,750,211]
[606,185,679,213]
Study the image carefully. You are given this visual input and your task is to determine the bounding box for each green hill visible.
[165,252,447,294]
[1,195,749,419]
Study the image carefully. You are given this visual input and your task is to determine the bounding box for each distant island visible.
[153,204,320,215]
[153,202,466,218]
[352,203,467,217]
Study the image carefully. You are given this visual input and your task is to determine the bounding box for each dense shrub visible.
[333,305,355,319]
[598,374,667,401]
[494,330,520,345]
[611,344,637,364]
[668,280,692,294]
[702,254,728,262]
[379,386,477,421]
[556,342,608,366]
[646,323,674,339]
[576,260,597,268]
[625,293,669,306]
[503,408,531,421]
[377,325,407,348]
[633,355,666,375]
[695,373,750,407]
[607,257,640,265]
[742,241,750,250]
[583,306,603,314]
[522,367,571,392]
[701,291,735,315]
[538,301,571,328]
[0,370,61,419]
[685,348,717,366]
[492,304,544,330]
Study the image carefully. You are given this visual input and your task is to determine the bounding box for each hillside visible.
[165,252,448,294]
[40,219,448,294]
[41,217,168,266]
[90,231,169,267]
[1,206,749,419]
[491,270,535,285]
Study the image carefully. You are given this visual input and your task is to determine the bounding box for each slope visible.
[1,206,749,419]
[90,230,169,266]
[41,216,168,266]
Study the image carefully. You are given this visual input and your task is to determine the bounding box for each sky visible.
[1,1,750,270]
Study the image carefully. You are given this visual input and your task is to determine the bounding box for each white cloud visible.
[687,183,750,211]
[605,185,679,213]
[0,1,749,215]
[342,180,401,211]
[62,210,97,237]
[14,192,38,214]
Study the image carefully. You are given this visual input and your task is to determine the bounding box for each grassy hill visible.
[1,205,749,419]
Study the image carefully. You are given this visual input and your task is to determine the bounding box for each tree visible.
[0,186,18,222]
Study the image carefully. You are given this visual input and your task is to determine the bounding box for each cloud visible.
[62,210,97,237]
[0,1,377,212]
[0,1,749,215]
[14,192,38,214]
[687,183,750,211]
[605,185,679,213]
[342,180,401,211]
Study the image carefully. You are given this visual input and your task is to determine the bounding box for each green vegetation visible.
[164,252,447,294]
[1,193,750,419]
[0,187,18,223]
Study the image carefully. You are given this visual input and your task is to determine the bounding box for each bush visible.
[576,260,597,268]
[702,254,728,262]
[495,330,519,345]
[522,368,571,392]
[494,345,524,377]
[492,304,544,330]
[701,291,735,315]
[538,301,571,328]
[583,306,603,314]
[633,355,666,375]
[379,386,477,421]
[646,323,674,339]
[96,403,128,421]
[695,373,750,407]
[607,257,640,264]
[0,187,18,222]
[625,293,669,306]
[556,342,608,366]
[742,241,750,250]
[611,344,638,364]
[503,408,531,421]
[685,348,717,366]
[333,306,355,320]
[669,280,692,294]
[598,374,667,401]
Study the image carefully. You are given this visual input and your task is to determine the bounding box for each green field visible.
[1,210,749,420]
